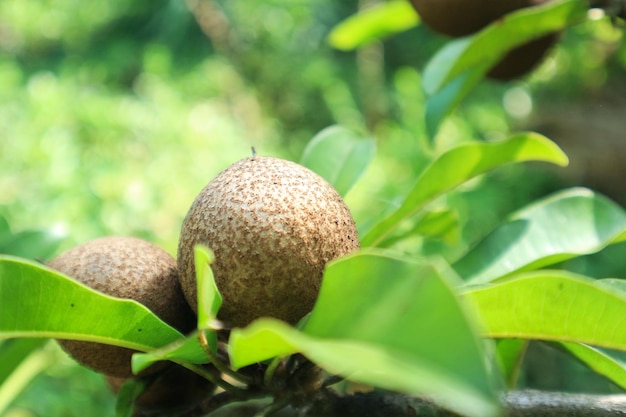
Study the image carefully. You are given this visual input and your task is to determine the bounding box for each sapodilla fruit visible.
[177,156,360,328]
[48,236,196,378]
[106,364,216,413]
[411,0,558,80]
[486,32,559,80]
[410,0,547,38]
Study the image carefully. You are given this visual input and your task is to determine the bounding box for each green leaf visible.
[464,271,626,351]
[423,0,588,95]
[328,0,419,51]
[132,331,210,375]
[0,339,45,387]
[454,188,626,284]
[410,208,460,245]
[0,216,10,239]
[557,342,626,390]
[361,133,568,247]
[194,245,222,331]
[0,215,64,260]
[0,256,183,352]
[596,278,626,296]
[300,125,375,197]
[494,339,528,389]
[424,65,490,140]
[379,208,460,248]
[421,0,588,137]
[555,279,626,390]
[230,251,500,417]
[0,230,64,260]
[115,379,145,417]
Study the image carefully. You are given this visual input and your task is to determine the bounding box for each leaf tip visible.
[194,244,215,264]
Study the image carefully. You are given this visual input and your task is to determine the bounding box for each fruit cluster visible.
[48,156,360,412]
[410,0,559,80]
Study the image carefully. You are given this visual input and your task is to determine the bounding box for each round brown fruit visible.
[410,0,547,38]
[48,236,196,378]
[487,32,559,80]
[106,364,216,413]
[177,156,360,328]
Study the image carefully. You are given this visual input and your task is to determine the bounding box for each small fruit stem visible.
[251,146,257,157]
[198,329,254,386]
[180,362,247,395]
[263,356,283,388]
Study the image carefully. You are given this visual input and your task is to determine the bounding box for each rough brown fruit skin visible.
[177,156,360,328]
[48,236,196,378]
[410,0,546,38]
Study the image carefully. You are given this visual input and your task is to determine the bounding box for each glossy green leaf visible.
[230,251,500,417]
[0,256,183,351]
[133,246,220,374]
[361,133,568,247]
[328,0,419,51]
[300,125,375,197]
[464,271,626,351]
[423,0,588,95]
[132,331,210,375]
[194,245,222,331]
[555,279,626,390]
[557,342,626,390]
[454,188,626,284]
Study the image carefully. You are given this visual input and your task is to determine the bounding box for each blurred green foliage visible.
[2,0,626,415]
[4,343,115,417]
[2,0,625,255]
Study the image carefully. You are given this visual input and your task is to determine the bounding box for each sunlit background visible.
[2,1,626,415]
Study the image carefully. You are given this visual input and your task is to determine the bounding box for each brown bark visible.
[144,389,626,417]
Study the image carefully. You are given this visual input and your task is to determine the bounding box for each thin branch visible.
[199,389,626,417]
[264,357,284,388]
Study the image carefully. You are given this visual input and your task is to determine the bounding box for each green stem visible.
[263,356,283,388]
[179,361,247,395]
[198,329,254,386]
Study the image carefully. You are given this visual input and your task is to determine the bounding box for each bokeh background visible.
[2,1,626,415]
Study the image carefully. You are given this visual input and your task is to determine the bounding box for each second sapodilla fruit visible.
[410,0,558,80]
[49,236,196,377]
[177,156,360,328]
[410,0,547,38]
